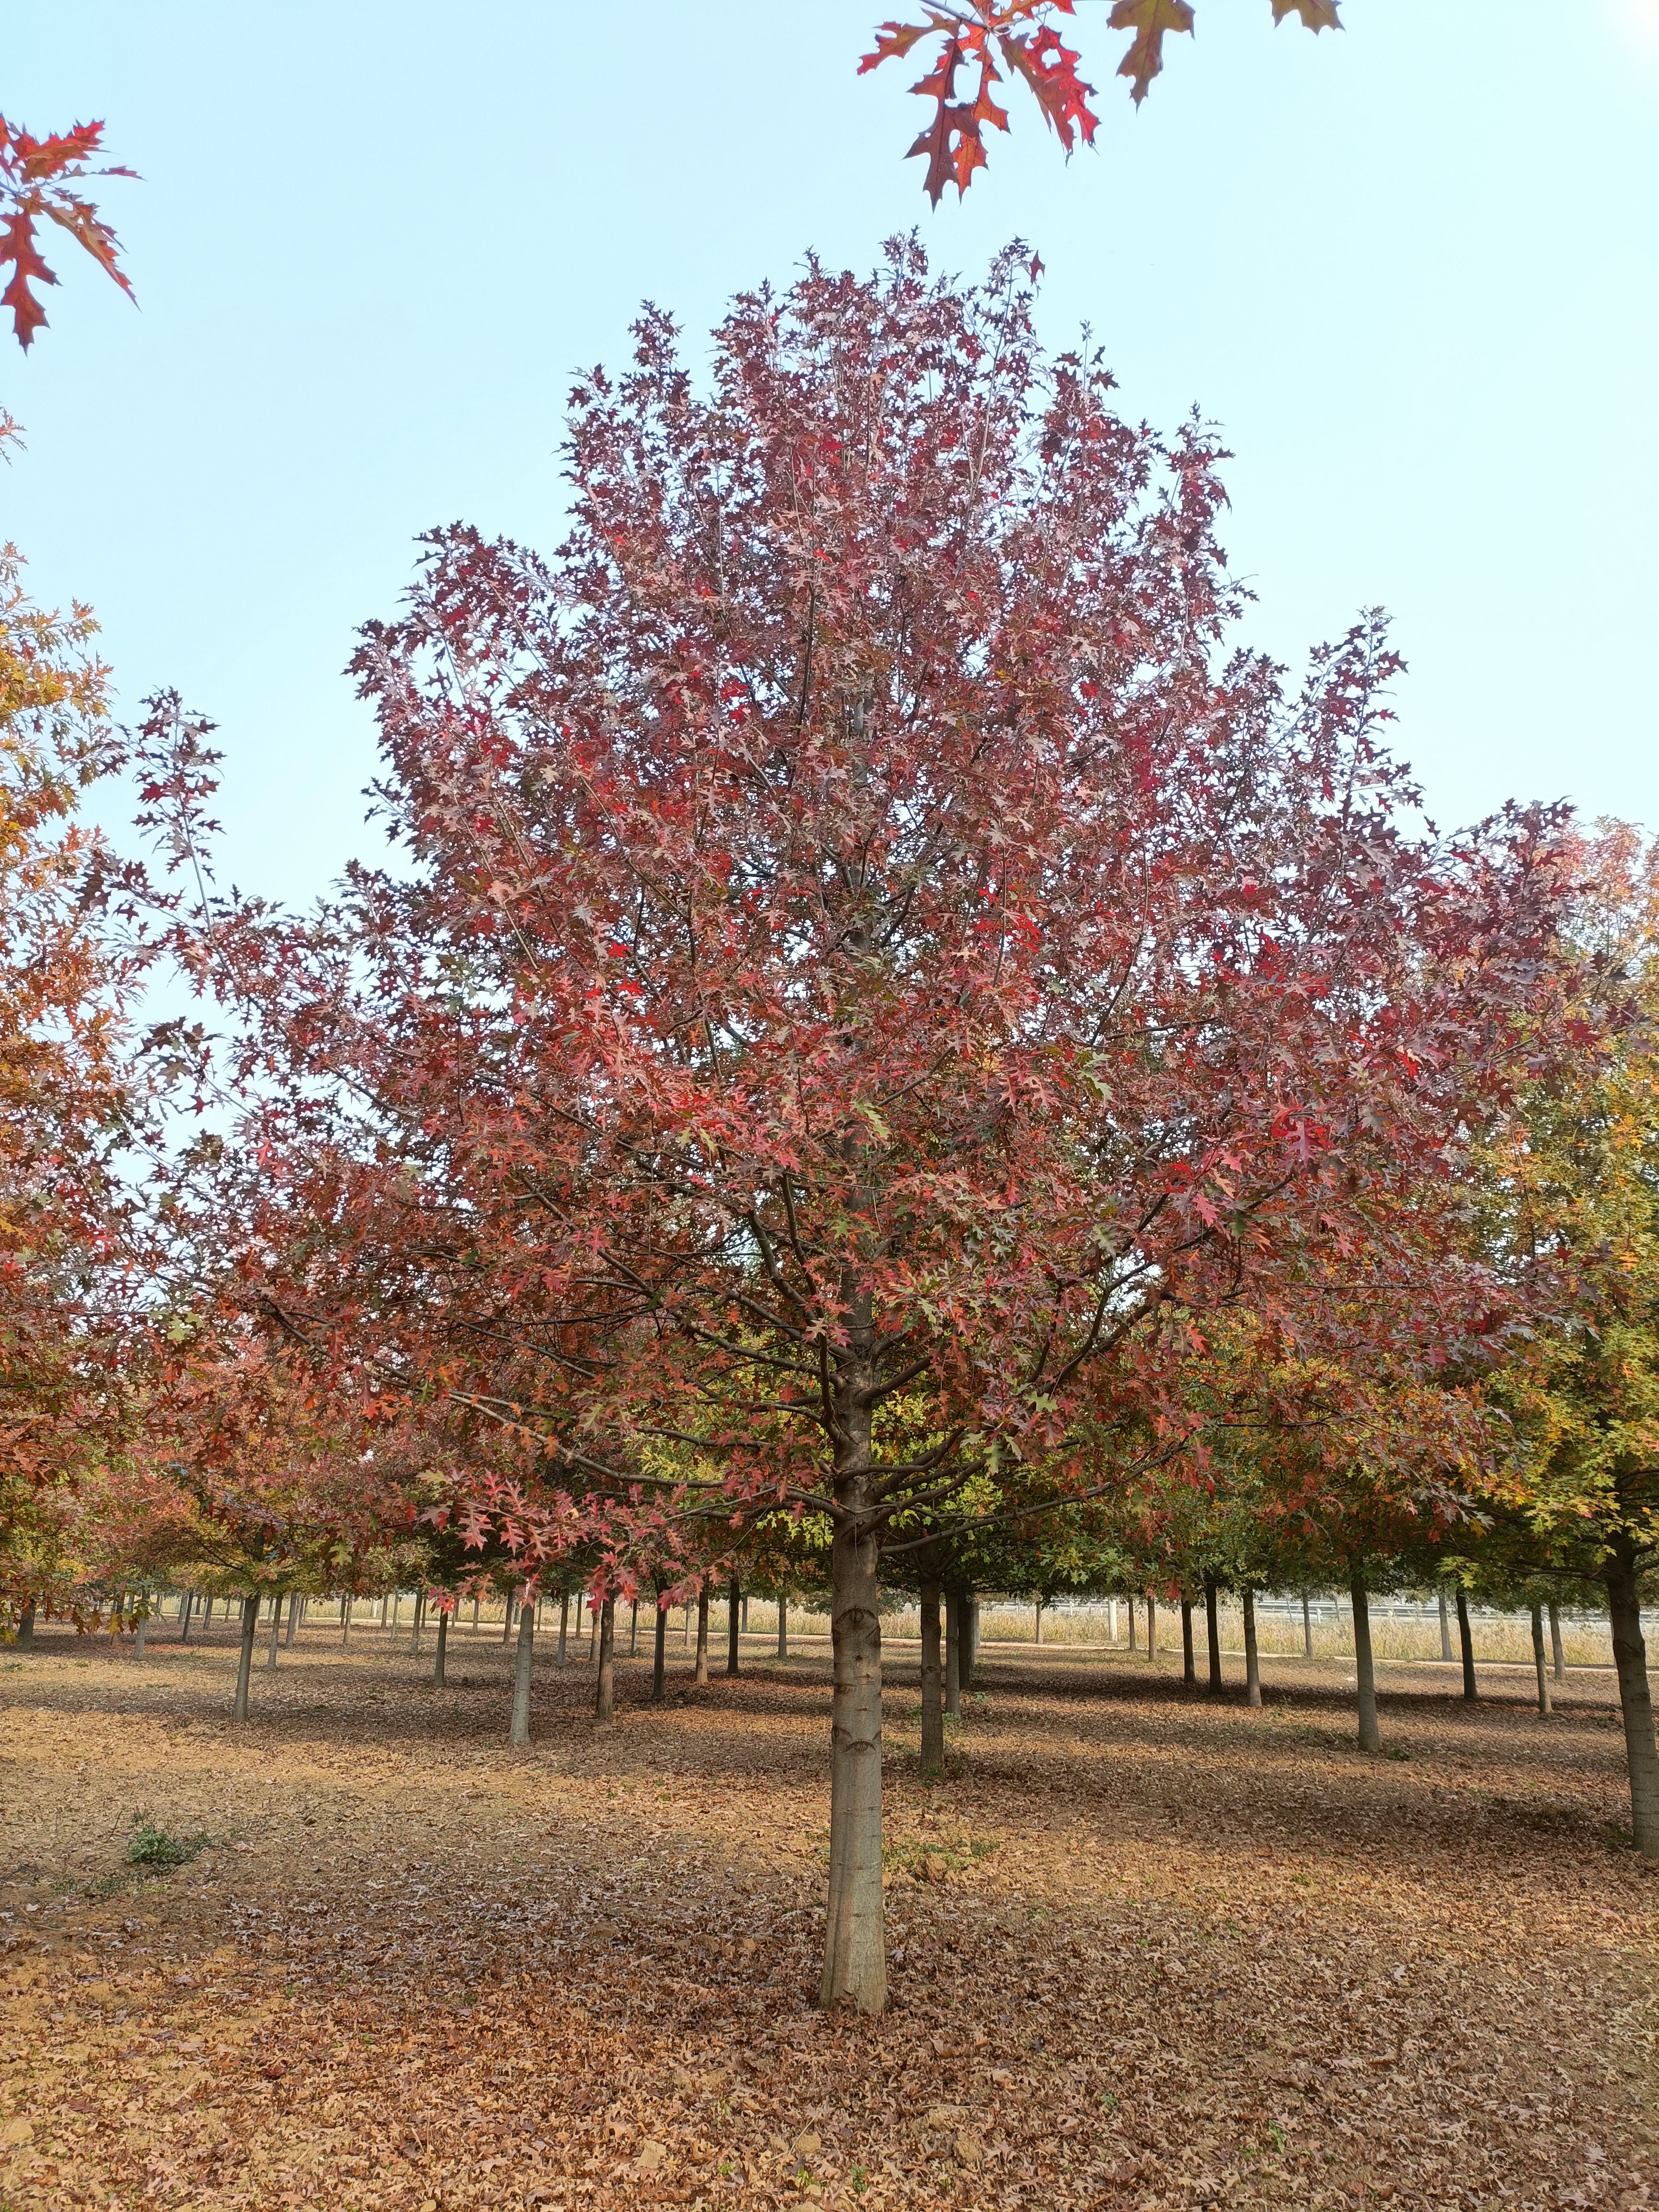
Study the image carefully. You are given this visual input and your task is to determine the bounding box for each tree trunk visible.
[1456,1586,1477,1701]
[285,1592,299,1648]
[652,1598,667,1703]
[1204,1577,1221,1692]
[1605,1535,1659,1858]
[1438,1588,1452,1663]
[1530,1602,1552,1717]
[412,1590,425,1657]
[776,1593,788,1662]
[1351,1570,1379,1753]
[203,1596,213,1630]
[265,1595,281,1670]
[433,1606,449,1688]
[695,1588,710,1684]
[1128,1594,1137,1653]
[502,1588,515,1644]
[1147,1596,1157,1662]
[1302,1592,1313,1659]
[509,1599,534,1746]
[742,1594,750,1632]
[684,1602,691,1648]
[341,1594,351,1648]
[1034,1598,1043,1645]
[472,1595,480,1633]
[820,1448,885,2014]
[629,1600,639,1658]
[180,1593,193,1644]
[1549,1600,1565,1684]
[945,1590,961,1717]
[391,1591,400,1638]
[18,1602,35,1653]
[726,1575,740,1677]
[557,1591,569,1669]
[1243,1588,1261,1708]
[1108,1597,1117,1644]
[595,1596,616,1723]
[232,1594,259,1723]
[919,1574,944,1779]
[133,1608,147,1660]
[1181,1596,1195,1688]
[589,1597,599,1661]
[960,1593,978,1693]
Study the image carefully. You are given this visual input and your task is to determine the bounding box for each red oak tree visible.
[204,244,1572,2012]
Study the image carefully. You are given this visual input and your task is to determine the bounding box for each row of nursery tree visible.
[2,248,1657,2014]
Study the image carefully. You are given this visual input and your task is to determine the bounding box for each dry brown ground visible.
[1,1619,1656,2212]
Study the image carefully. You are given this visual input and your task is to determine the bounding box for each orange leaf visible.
[1271,0,1342,26]
[0,211,55,349]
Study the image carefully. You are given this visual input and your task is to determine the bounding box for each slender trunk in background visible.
[17,1603,33,1652]
[1549,1601,1565,1684]
[509,1600,535,1747]
[1204,1579,1221,1692]
[1302,1593,1313,1659]
[1438,1589,1452,1663]
[776,1593,788,1662]
[179,1596,192,1645]
[1181,1597,1195,1688]
[412,1590,424,1657]
[1147,1597,1157,1663]
[203,1597,213,1631]
[919,1574,943,1779]
[960,1594,977,1693]
[232,1595,259,1723]
[726,1576,740,1677]
[742,1594,750,1632]
[433,1606,449,1688]
[502,1589,515,1645]
[1109,1597,1118,1644]
[1456,1587,1477,1701]
[695,1589,710,1684]
[589,1599,599,1661]
[652,1599,667,1703]
[285,1592,299,1648]
[945,1591,961,1717]
[1243,1589,1261,1707]
[1530,1602,1552,1716]
[391,1592,400,1638]
[265,1597,281,1671]
[472,1596,480,1633]
[1034,1599,1043,1646]
[557,1591,569,1669]
[1128,1596,1137,1654]
[133,1609,147,1660]
[1605,1535,1659,1858]
[629,1601,639,1659]
[341,1595,351,1648]
[595,1597,616,1723]
[684,1603,691,1648]
[1350,1570,1379,1753]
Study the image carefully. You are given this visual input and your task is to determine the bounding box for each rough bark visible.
[596,1596,616,1723]
[433,1606,449,1687]
[232,1594,258,1724]
[1549,1600,1565,1684]
[1181,1597,1195,1688]
[820,1420,886,2014]
[652,1598,667,1703]
[1456,1586,1477,1701]
[944,1590,961,1717]
[1530,1602,1552,1717]
[19,1603,35,1653]
[285,1592,299,1648]
[776,1593,788,1662]
[695,1589,709,1684]
[919,1574,943,1779]
[1351,1570,1380,1753]
[1605,1535,1659,1858]
[1243,1588,1261,1708]
[180,1593,193,1645]
[509,1600,534,1746]
[557,1591,569,1669]
[1438,1589,1452,1663]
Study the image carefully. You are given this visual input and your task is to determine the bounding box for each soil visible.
[1,1621,1655,2210]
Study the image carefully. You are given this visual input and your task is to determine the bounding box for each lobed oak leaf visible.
[1271,0,1342,25]
[1107,0,1195,106]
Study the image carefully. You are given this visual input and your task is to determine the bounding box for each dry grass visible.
[1,1617,1656,2211]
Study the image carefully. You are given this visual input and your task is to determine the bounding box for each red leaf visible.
[0,212,55,350]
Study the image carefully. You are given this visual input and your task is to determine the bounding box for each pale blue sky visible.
[6,2,1658,903]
